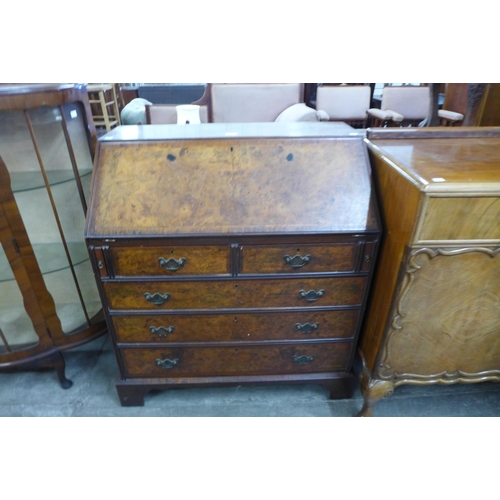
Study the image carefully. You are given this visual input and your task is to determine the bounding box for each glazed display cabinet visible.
[0,84,107,387]
[358,127,500,416]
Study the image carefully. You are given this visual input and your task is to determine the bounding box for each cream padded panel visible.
[211,84,302,123]
[316,86,371,120]
[148,105,208,124]
[381,86,430,120]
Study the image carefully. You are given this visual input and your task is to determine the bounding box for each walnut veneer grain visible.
[104,277,366,311]
[240,243,357,274]
[121,342,352,378]
[112,309,359,343]
[111,245,231,276]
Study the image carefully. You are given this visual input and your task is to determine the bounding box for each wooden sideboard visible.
[358,127,500,416]
[85,122,380,406]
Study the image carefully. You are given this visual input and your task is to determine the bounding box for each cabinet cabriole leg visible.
[53,352,73,389]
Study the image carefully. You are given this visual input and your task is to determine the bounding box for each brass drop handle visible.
[150,325,174,338]
[158,257,186,272]
[299,289,324,302]
[144,292,170,306]
[295,322,319,334]
[284,253,311,268]
[156,357,179,369]
[292,354,315,365]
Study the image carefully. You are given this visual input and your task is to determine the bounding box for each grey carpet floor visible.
[1,334,500,417]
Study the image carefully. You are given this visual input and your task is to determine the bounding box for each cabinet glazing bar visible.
[24,110,90,325]
[0,326,11,352]
[59,104,88,215]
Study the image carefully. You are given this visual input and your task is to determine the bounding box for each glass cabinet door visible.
[0,101,102,339]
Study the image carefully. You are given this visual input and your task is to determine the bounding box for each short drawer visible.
[109,245,230,276]
[240,243,357,274]
[104,277,366,310]
[120,342,352,378]
[113,309,359,343]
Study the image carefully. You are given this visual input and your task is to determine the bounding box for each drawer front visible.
[104,277,366,310]
[110,246,230,276]
[121,342,352,378]
[240,243,357,274]
[113,309,359,343]
[418,197,500,242]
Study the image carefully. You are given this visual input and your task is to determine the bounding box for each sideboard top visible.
[366,128,500,189]
[86,124,378,238]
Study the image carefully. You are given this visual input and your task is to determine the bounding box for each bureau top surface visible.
[86,124,378,237]
[368,135,500,188]
[98,122,361,141]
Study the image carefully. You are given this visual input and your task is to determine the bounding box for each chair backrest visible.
[381,85,430,120]
[442,83,468,115]
[146,104,209,124]
[210,83,304,122]
[316,85,371,123]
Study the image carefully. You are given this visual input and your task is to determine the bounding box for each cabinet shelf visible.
[0,242,91,283]
[0,340,40,355]
[10,169,92,193]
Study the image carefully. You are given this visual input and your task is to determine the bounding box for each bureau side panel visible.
[359,147,422,371]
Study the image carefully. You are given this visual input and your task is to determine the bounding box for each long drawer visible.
[104,277,366,310]
[120,342,352,378]
[113,309,359,343]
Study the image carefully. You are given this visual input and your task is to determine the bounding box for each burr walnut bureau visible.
[85,122,380,406]
[358,127,500,416]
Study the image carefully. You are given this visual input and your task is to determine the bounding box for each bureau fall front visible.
[85,123,380,406]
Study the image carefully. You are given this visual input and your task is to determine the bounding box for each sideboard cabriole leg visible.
[356,355,394,417]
